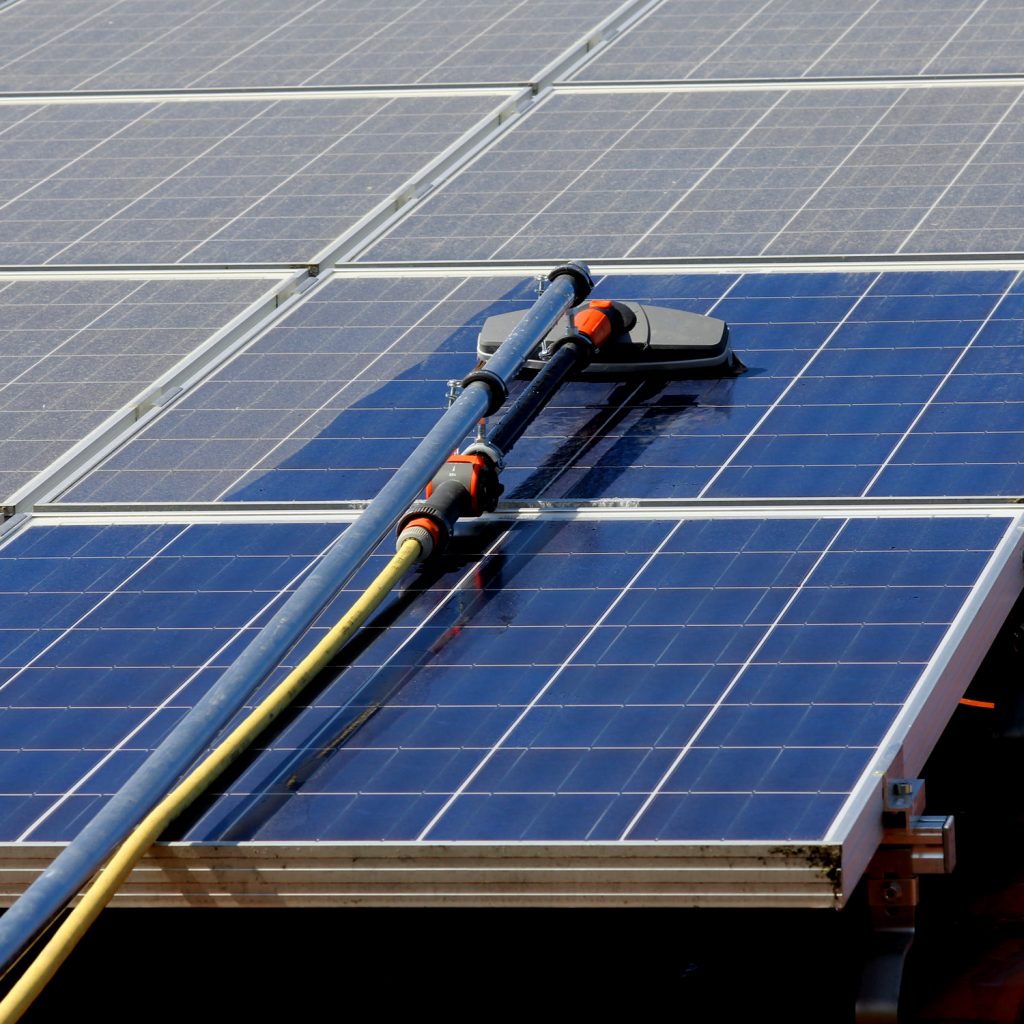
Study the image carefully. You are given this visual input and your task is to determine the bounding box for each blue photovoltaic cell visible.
[0,520,346,841]
[0,96,497,266]
[65,268,1024,503]
[65,274,549,502]
[0,276,275,502]
[0,514,1009,845]
[573,0,1024,81]
[365,86,1024,261]
[0,0,622,91]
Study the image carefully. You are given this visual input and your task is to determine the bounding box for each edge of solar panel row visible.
[0,507,1018,906]
[0,0,1022,930]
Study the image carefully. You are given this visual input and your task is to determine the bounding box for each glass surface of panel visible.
[0,96,497,266]
[65,269,1024,503]
[0,0,622,90]
[574,0,1023,81]
[187,517,1018,842]
[0,520,347,842]
[0,515,1007,845]
[0,276,275,501]
[366,87,1024,261]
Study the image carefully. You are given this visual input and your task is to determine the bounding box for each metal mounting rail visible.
[0,85,519,105]
[0,264,307,279]
[346,252,1024,276]
[25,496,1024,529]
[555,74,1024,94]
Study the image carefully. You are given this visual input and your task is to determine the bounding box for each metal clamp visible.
[463,439,505,473]
[856,778,956,1023]
[445,379,463,408]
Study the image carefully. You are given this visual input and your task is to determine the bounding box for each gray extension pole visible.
[0,262,593,970]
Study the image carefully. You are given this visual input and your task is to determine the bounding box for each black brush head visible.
[477,301,735,376]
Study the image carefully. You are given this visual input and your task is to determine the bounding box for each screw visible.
[881,882,902,902]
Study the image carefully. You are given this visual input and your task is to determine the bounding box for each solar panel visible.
[365,85,1024,261]
[0,275,279,503]
[574,0,1024,81]
[0,0,623,91]
[0,509,1016,901]
[207,513,1011,846]
[0,95,500,266]
[63,268,1024,504]
[0,0,1019,934]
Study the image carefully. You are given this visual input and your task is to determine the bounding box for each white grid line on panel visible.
[13,526,344,841]
[620,90,791,258]
[0,102,161,215]
[180,1,335,92]
[202,527,513,839]
[0,526,191,706]
[696,273,884,497]
[171,100,397,264]
[73,0,243,92]
[755,89,911,256]
[209,276,471,501]
[39,98,284,264]
[191,270,736,540]
[617,520,850,839]
[411,0,531,86]
[486,90,672,259]
[0,280,149,403]
[410,278,742,839]
[0,103,43,141]
[800,0,884,79]
[0,0,131,78]
[685,0,778,82]
[896,87,1024,253]
[415,516,682,840]
[918,0,994,77]
[861,268,1024,493]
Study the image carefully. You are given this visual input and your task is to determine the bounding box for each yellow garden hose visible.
[0,537,422,1024]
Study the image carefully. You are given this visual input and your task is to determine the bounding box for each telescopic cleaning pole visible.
[0,261,594,975]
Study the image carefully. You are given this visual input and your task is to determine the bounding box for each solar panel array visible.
[1,0,1023,909]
